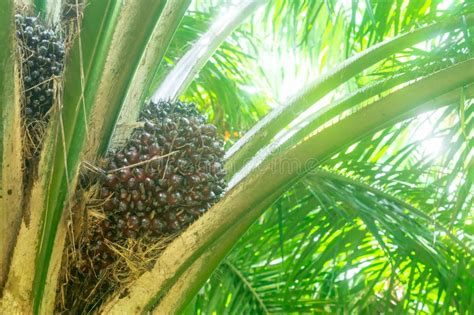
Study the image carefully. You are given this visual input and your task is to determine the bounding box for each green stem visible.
[225,72,416,177]
[32,2,124,312]
[32,0,177,311]
[279,73,415,153]
[109,0,192,150]
[0,0,22,292]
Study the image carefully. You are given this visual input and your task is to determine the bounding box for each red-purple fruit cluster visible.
[86,101,227,272]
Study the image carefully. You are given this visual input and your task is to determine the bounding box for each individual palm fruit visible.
[15,13,65,119]
[86,100,227,272]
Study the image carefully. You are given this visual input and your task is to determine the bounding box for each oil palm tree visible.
[0,0,473,314]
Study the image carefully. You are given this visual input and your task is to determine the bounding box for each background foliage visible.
[0,0,472,314]
[175,0,474,313]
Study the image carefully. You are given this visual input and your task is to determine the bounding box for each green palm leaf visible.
[187,100,473,313]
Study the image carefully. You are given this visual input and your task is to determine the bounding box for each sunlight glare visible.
[439,0,454,10]
[412,115,445,158]
[420,137,444,157]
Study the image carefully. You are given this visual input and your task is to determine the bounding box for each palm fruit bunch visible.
[15,13,64,119]
[85,100,227,272]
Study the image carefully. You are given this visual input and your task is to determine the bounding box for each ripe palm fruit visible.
[86,100,227,272]
[15,13,65,119]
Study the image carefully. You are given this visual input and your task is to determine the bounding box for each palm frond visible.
[187,100,473,313]
[326,101,474,238]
